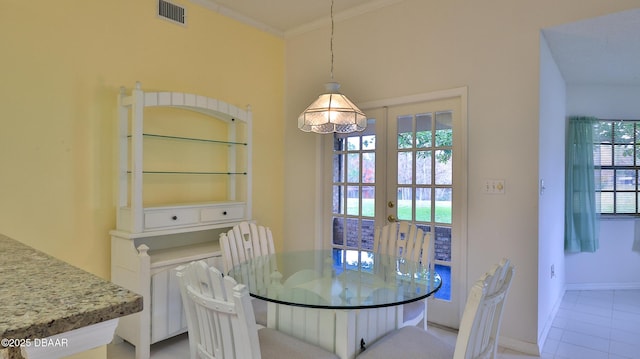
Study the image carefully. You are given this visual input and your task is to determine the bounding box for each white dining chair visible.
[176,260,340,359]
[220,221,276,326]
[356,258,515,359]
[374,221,434,330]
[220,221,275,274]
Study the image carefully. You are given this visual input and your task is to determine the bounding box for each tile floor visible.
[542,289,640,359]
[107,289,640,359]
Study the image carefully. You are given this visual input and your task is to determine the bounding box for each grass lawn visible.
[347,198,452,223]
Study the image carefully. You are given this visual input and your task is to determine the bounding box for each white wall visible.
[566,84,640,289]
[566,220,640,288]
[568,85,640,120]
[284,0,640,353]
[538,33,568,347]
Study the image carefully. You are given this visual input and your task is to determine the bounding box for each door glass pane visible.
[332,217,344,246]
[348,153,360,183]
[363,135,375,150]
[435,150,452,185]
[416,187,431,222]
[435,224,452,301]
[333,154,344,182]
[333,249,375,273]
[362,218,375,251]
[362,186,374,217]
[346,218,359,247]
[398,151,412,184]
[415,223,431,236]
[416,113,432,148]
[332,185,344,214]
[347,186,359,215]
[435,188,452,224]
[348,136,360,151]
[416,150,432,185]
[332,248,345,274]
[435,111,452,147]
[435,226,452,262]
[397,187,413,221]
[398,115,413,149]
[363,153,375,183]
[434,264,451,300]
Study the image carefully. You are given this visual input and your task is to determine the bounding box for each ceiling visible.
[194,0,402,36]
[195,1,640,86]
[543,8,640,86]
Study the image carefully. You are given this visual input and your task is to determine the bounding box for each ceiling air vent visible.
[158,0,186,25]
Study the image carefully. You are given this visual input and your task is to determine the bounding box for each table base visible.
[267,303,402,359]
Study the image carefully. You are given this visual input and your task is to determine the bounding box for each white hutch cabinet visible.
[110,82,251,359]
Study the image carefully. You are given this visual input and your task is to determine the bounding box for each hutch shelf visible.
[110,82,252,359]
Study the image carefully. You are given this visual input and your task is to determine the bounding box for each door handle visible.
[387,215,397,222]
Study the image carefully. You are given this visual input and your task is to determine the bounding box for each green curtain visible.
[565,116,599,252]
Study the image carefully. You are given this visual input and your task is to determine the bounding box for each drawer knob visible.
[222,211,227,215]
[172,215,178,220]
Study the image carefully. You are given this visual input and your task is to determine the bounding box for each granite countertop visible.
[0,234,142,359]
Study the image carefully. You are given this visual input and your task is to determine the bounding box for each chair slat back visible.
[454,258,515,359]
[374,221,433,268]
[220,222,275,274]
[177,260,261,359]
[374,221,435,330]
[419,231,434,274]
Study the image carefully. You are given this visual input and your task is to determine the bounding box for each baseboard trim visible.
[536,285,566,353]
[498,336,541,356]
[566,282,640,291]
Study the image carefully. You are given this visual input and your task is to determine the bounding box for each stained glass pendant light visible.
[297,0,367,134]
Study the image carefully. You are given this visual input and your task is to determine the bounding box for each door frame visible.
[320,86,469,325]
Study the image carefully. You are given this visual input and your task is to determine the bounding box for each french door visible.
[324,89,467,328]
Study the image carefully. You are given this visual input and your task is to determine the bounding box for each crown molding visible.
[191,0,405,39]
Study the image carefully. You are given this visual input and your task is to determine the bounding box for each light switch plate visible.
[483,179,505,194]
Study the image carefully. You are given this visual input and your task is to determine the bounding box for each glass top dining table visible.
[229,249,441,309]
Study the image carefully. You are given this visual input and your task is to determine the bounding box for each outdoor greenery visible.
[593,120,636,144]
[398,129,452,163]
[347,199,452,224]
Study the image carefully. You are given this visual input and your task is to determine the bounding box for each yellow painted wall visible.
[0,0,285,281]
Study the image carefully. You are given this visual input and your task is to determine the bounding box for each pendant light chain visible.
[330,0,334,80]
